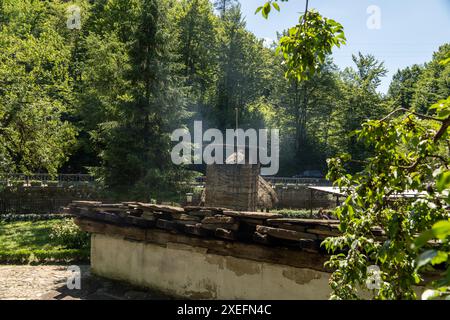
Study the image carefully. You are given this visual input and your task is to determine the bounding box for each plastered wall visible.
[90,233,332,300]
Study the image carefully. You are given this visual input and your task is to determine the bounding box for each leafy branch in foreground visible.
[255,0,286,19]
[323,97,450,299]
[256,0,346,81]
[412,56,450,300]
[414,220,450,300]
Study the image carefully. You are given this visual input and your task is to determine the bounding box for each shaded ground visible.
[0,265,171,300]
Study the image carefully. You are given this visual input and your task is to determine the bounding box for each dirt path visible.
[0,265,86,300]
[0,265,169,300]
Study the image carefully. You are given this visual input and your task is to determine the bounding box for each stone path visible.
[0,265,170,300]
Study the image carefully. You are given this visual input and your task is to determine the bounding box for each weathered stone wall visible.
[70,202,427,300]
[70,201,338,299]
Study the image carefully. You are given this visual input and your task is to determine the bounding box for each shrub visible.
[50,219,90,249]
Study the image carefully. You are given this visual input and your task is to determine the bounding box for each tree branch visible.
[380,108,444,122]
[433,117,450,143]
[399,117,450,170]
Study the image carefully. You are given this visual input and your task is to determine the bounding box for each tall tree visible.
[173,0,218,118]
[273,58,341,174]
[411,44,450,114]
[77,0,188,199]
[0,0,76,175]
[213,4,273,130]
[329,53,388,165]
[388,64,423,109]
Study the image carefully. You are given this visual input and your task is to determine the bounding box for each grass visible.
[0,220,61,251]
[0,219,89,264]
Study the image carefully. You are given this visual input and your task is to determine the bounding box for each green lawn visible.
[0,219,89,264]
[0,220,61,251]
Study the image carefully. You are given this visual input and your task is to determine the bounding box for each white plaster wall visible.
[90,233,332,300]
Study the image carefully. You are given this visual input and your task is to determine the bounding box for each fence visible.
[196,176,331,186]
[0,174,332,214]
[0,173,95,187]
[2,174,329,188]
[0,186,107,214]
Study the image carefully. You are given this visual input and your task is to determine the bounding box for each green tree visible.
[172,0,218,117]
[388,64,423,109]
[76,0,189,199]
[324,93,449,299]
[254,1,450,300]
[273,58,341,174]
[0,0,77,175]
[411,44,450,114]
[412,57,450,300]
[414,219,450,299]
[328,53,388,166]
[257,0,345,81]
[213,4,274,130]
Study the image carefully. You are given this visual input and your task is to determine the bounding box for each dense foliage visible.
[0,0,448,299]
[258,0,450,300]
[0,1,448,201]
[0,0,76,176]
[75,0,192,199]
[0,0,386,191]
[323,58,450,300]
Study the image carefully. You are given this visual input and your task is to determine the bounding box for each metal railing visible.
[0,173,95,187]
[2,174,330,187]
[195,176,330,186]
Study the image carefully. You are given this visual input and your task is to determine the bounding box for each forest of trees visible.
[0,0,449,199]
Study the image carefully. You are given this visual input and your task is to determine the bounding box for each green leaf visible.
[432,221,450,240]
[437,171,450,192]
[414,229,434,248]
[262,3,271,19]
[431,251,448,265]
[275,10,346,81]
[416,250,437,270]
[272,2,280,11]
[438,107,450,119]
[347,205,354,217]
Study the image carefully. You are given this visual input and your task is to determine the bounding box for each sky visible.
[235,0,450,94]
